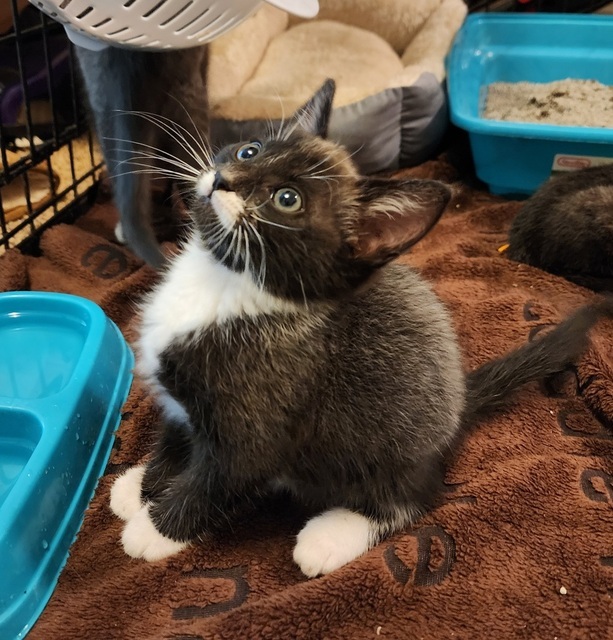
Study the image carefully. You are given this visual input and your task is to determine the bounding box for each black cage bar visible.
[0,0,102,255]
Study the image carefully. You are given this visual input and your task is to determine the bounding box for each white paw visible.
[114,221,125,244]
[293,508,373,578]
[121,505,188,561]
[110,465,146,521]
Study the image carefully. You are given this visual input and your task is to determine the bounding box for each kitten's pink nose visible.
[213,172,231,192]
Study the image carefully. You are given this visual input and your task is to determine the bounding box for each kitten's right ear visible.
[347,178,451,267]
[291,78,336,138]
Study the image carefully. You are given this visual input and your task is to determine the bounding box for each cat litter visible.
[483,79,613,129]
[447,13,613,195]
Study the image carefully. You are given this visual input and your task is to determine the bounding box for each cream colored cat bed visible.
[207,0,467,173]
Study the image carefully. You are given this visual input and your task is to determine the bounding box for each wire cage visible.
[0,0,103,256]
[0,1,611,258]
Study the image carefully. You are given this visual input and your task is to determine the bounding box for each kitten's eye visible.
[272,187,303,213]
[236,141,262,161]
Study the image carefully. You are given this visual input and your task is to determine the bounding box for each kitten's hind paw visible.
[121,505,188,561]
[110,465,146,521]
[293,508,372,578]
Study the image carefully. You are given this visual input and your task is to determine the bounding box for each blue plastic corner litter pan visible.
[447,13,613,197]
[0,292,133,639]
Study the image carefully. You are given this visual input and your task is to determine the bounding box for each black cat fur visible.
[111,80,613,577]
[507,165,613,291]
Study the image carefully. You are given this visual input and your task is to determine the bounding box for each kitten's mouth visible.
[210,190,245,231]
[197,170,245,232]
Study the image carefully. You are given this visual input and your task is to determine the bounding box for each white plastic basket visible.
[30,0,318,50]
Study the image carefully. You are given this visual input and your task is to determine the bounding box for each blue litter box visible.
[447,13,613,196]
[0,292,133,639]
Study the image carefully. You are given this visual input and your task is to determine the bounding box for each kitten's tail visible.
[462,298,613,425]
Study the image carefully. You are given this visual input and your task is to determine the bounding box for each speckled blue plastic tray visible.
[0,292,133,639]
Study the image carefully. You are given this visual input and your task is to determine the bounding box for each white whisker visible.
[308,145,365,177]
[246,221,266,287]
[303,174,349,181]
[274,91,287,142]
[220,228,239,264]
[109,162,197,182]
[249,212,302,232]
[204,224,230,253]
[281,102,313,141]
[135,112,209,170]
[298,273,309,309]
[128,108,210,162]
[246,199,269,212]
[111,152,201,178]
[232,226,244,270]
[243,221,252,278]
[103,137,202,176]
[303,154,330,175]
[203,216,237,255]
[164,92,213,165]
[109,168,197,182]
[113,109,210,171]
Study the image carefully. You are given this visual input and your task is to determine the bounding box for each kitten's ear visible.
[348,178,451,266]
[291,78,336,138]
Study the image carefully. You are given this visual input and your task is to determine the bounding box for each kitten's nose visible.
[212,172,231,192]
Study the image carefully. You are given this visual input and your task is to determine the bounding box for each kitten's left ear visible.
[347,178,451,266]
[292,78,336,138]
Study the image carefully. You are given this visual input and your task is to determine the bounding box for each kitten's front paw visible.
[110,465,146,521]
[121,505,188,561]
[293,508,372,578]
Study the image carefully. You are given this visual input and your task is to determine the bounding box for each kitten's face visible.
[190,131,366,300]
[187,80,450,302]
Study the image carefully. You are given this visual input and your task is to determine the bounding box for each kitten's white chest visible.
[136,235,298,417]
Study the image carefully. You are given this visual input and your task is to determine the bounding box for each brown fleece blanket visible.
[1,158,612,640]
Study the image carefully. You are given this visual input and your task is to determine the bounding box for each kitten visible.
[109,80,612,577]
[506,164,613,291]
[75,46,210,268]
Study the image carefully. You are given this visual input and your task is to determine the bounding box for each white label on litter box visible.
[551,154,613,176]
